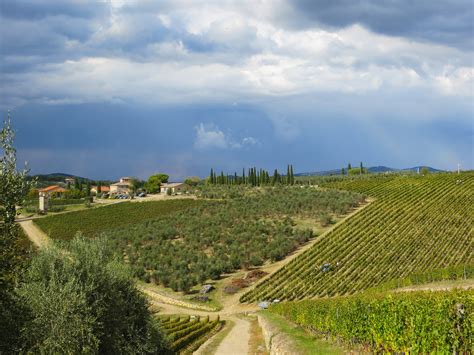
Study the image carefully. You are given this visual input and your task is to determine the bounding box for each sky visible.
[1,0,473,180]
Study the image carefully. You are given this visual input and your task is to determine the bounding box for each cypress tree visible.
[290,165,294,185]
[242,168,246,185]
[272,169,278,185]
[341,168,345,176]
[210,169,214,184]
[360,162,363,174]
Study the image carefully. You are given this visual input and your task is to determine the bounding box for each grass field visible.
[33,199,200,241]
[260,312,344,354]
[241,172,474,302]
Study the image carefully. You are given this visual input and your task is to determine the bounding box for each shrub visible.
[17,236,167,354]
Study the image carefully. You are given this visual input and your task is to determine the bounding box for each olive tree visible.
[0,113,31,229]
[0,114,33,352]
[18,236,168,354]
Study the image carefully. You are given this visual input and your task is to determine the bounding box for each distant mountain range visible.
[28,173,115,187]
[295,166,444,176]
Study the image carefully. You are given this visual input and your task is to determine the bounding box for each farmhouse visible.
[90,186,110,194]
[64,177,75,185]
[38,185,67,196]
[110,177,132,194]
[160,182,187,194]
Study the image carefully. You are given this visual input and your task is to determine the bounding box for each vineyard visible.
[158,315,223,354]
[269,289,473,353]
[33,199,200,241]
[100,187,363,291]
[241,172,474,302]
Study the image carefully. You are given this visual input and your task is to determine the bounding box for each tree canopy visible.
[184,176,201,186]
[0,114,34,352]
[145,173,169,193]
[17,236,167,353]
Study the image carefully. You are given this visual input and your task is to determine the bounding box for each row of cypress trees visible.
[208,165,295,186]
[341,162,365,175]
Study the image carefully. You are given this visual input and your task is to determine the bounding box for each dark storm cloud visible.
[0,0,108,20]
[286,0,474,50]
[1,1,472,177]
[0,0,110,75]
[0,0,249,75]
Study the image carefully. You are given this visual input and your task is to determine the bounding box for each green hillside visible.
[241,172,474,302]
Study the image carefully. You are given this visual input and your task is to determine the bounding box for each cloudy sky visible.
[1,0,472,180]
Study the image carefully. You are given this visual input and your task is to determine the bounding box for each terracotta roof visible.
[39,185,67,193]
[92,186,110,192]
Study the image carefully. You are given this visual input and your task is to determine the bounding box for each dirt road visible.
[213,316,250,355]
[19,220,50,248]
[149,297,253,354]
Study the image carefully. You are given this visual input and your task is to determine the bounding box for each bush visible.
[17,236,167,354]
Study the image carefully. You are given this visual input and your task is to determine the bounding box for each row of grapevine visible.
[269,289,473,353]
[34,199,199,241]
[367,263,474,292]
[241,172,474,302]
[158,315,223,354]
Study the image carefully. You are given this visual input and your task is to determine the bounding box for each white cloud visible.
[241,137,258,146]
[194,123,228,150]
[1,2,472,114]
[194,123,259,150]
